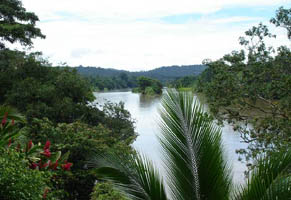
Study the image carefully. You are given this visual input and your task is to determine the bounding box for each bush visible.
[0,149,53,200]
[23,118,130,167]
[136,76,162,95]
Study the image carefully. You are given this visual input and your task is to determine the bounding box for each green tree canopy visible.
[136,76,163,95]
[0,0,45,49]
[270,6,291,39]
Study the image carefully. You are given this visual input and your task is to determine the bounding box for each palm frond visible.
[90,151,168,200]
[234,150,291,200]
[159,90,233,200]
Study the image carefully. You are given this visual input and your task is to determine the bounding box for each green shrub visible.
[91,182,127,200]
[136,76,162,95]
[23,118,124,167]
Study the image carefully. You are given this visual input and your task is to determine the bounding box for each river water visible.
[94,90,248,185]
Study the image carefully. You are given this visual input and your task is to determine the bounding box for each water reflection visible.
[139,95,161,108]
[94,91,247,184]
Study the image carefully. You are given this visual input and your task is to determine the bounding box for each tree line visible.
[77,64,207,88]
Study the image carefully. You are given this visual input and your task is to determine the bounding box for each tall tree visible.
[0,0,45,49]
[270,6,291,39]
[197,6,291,162]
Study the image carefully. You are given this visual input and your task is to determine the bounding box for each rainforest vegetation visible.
[0,0,290,199]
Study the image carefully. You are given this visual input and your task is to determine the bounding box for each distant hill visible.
[76,65,207,83]
[76,66,128,77]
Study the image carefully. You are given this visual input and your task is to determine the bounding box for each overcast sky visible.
[21,0,290,71]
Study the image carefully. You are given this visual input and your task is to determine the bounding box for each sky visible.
[21,0,290,71]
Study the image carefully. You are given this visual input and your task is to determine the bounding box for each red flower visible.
[38,161,49,169]
[27,140,33,151]
[42,149,51,158]
[30,162,38,169]
[1,112,8,126]
[44,140,51,150]
[11,119,15,126]
[43,188,49,199]
[61,162,72,171]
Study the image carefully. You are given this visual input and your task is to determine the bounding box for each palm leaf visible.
[90,151,168,200]
[234,150,291,200]
[159,90,233,200]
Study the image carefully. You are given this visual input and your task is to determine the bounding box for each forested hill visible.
[76,65,207,83]
[76,66,128,77]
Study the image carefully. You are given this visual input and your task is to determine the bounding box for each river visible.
[94,90,248,185]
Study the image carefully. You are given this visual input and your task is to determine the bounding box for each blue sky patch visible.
[160,13,202,24]
[159,4,290,25]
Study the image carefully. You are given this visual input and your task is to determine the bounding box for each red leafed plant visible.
[1,106,73,199]
[1,106,72,172]
[23,139,72,171]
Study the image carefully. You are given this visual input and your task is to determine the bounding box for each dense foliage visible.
[169,75,198,89]
[87,72,137,91]
[23,118,135,169]
[0,50,98,124]
[0,149,53,200]
[0,108,71,199]
[197,7,291,163]
[133,76,163,95]
[91,182,127,200]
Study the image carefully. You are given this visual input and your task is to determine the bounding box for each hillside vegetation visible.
[76,65,207,91]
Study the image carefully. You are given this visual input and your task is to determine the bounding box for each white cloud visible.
[20,0,290,71]
[22,0,287,20]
